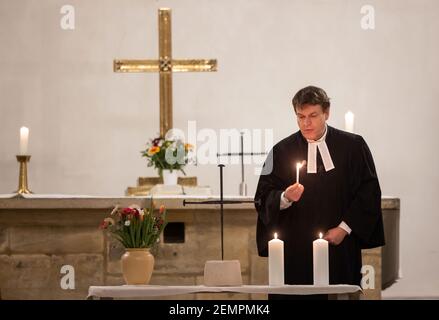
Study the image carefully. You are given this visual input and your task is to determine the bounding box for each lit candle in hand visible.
[296,162,303,184]
[19,127,29,155]
[268,232,284,286]
[313,232,329,286]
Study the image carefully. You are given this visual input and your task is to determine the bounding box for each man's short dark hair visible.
[292,86,331,112]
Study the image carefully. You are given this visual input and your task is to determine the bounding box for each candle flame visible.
[319,232,323,239]
[274,232,278,239]
[296,162,303,169]
[20,127,29,135]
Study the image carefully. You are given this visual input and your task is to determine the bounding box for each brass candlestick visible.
[15,155,32,194]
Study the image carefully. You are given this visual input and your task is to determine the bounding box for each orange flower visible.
[148,146,160,156]
[184,143,193,151]
[159,204,165,215]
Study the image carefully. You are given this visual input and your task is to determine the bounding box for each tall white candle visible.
[296,162,303,184]
[19,127,29,155]
[268,233,284,286]
[313,232,329,286]
[345,111,355,133]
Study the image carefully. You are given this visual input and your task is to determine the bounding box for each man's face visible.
[296,104,329,141]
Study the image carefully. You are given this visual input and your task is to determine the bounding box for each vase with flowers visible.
[99,202,167,285]
[141,136,194,185]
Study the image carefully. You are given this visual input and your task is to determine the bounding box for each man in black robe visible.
[255,86,385,299]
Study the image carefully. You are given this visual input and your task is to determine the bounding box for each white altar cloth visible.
[88,284,361,299]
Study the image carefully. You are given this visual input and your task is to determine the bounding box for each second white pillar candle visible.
[313,233,329,286]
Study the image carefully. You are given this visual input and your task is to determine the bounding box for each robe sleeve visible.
[254,148,288,256]
[342,136,385,249]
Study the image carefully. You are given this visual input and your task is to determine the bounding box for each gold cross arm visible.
[113,8,217,137]
[114,59,217,73]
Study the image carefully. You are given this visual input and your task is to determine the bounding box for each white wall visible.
[0,0,438,298]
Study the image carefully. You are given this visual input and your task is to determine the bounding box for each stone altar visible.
[0,195,399,300]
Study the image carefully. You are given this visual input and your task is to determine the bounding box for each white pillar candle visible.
[345,111,354,133]
[268,232,284,286]
[19,127,29,155]
[313,232,329,286]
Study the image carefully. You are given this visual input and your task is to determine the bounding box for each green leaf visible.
[135,217,141,247]
[128,222,135,248]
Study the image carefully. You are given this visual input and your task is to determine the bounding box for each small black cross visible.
[216,132,267,195]
[183,164,261,260]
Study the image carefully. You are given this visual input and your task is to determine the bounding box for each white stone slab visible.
[183,186,212,195]
[150,184,184,195]
[204,260,243,286]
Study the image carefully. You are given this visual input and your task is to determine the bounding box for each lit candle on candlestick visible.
[268,232,284,286]
[313,232,329,286]
[19,127,29,155]
[345,111,354,133]
[296,162,303,184]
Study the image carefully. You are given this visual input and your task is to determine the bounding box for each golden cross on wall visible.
[114,8,217,137]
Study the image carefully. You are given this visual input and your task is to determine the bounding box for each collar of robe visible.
[305,125,335,174]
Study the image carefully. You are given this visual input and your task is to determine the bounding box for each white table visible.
[87,284,361,300]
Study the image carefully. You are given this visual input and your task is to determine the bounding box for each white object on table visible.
[268,232,284,286]
[313,232,329,285]
[203,260,243,286]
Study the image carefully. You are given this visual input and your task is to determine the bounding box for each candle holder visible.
[15,155,33,194]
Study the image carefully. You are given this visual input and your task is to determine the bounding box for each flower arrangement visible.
[141,136,194,176]
[99,203,167,248]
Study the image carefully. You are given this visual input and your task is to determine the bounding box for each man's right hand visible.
[284,183,304,202]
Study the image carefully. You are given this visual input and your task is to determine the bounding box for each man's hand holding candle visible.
[284,183,304,202]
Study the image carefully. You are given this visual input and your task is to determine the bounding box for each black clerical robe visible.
[255,126,385,286]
